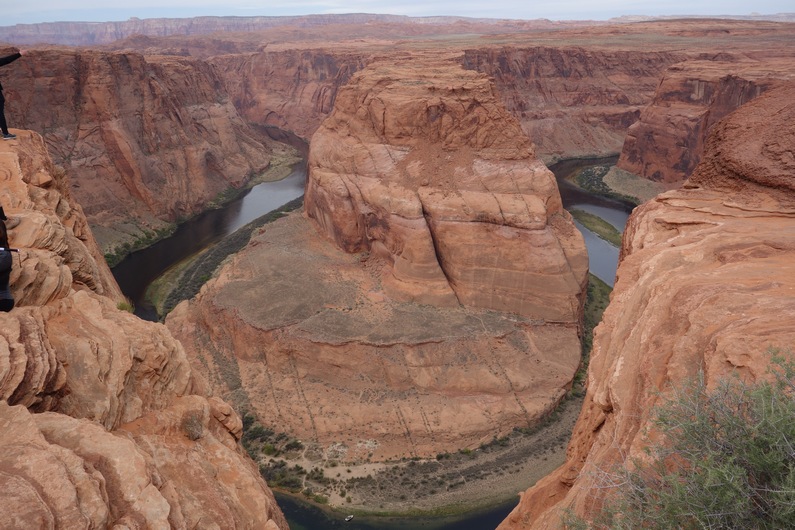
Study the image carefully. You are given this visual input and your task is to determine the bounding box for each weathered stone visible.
[0,133,288,529]
[499,82,795,529]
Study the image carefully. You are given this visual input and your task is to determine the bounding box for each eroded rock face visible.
[306,56,588,319]
[0,133,287,530]
[461,47,683,162]
[166,56,586,461]
[211,49,368,140]
[616,59,795,183]
[499,82,795,529]
[4,48,274,252]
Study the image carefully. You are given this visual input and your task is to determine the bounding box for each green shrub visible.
[571,353,795,529]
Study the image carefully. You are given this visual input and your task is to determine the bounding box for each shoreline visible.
[263,394,583,523]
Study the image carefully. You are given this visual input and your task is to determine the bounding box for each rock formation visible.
[616,59,795,184]
[166,56,587,461]
[461,47,682,162]
[211,49,368,140]
[0,133,287,529]
[306,55,588,317]
[4,47,275,254]
[499,81,795,529]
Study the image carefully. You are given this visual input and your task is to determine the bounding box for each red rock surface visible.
[306,55,588,318]
[617,58,795,183]
[4,47,275,253]
[166,56,586,461]
[0,133,287,529]
[499,82,795,529]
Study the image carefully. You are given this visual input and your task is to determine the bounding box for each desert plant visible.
[569,353,795,529]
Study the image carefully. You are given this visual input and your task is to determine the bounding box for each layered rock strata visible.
[166,56,587,461]
[4,48,275,252]
[461,47,683,162]
[305,56,588,318]
[0,133,287,529]
[616,58,795,183]
[499,82,795,528]
[211,49,368,140]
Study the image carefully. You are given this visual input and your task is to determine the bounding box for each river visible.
[111,150,629,528]
[549,156,633,287]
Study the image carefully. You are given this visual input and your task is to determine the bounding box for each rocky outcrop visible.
[0,133,287,529]
[499,82,795,529]
[616,59,795,183]
[306,55,588,318]
[4,48,274,253]
[166,56,587,461]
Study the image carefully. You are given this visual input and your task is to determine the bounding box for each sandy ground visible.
[265,395,583,517]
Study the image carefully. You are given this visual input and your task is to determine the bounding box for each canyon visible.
[164,55,588,461]
[2,19,793,259]
[0,13,793,529]
[0,134,286,528]
[499,80,795,529]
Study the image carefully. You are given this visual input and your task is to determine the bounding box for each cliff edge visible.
[499,81,795,529]
[0,133,286,529]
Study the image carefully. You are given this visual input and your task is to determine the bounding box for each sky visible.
[3,1,791,26]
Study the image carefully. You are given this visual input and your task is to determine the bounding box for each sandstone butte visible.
[0,133,287,529]
[498,81,795,529]
[165,55,588,461]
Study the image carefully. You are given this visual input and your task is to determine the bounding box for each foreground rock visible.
[499,82,795,528]
[167,56,586,461]
[0,133,286,529]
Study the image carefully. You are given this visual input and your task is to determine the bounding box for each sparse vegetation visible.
[158,196,304,317]
[181,412,204,441]
[569,208,623,247]
[116,298,135,313]
[567,352,795,529]
[573,164,640,206]
[104,225,176,267]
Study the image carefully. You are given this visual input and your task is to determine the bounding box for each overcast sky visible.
[4,1,792,26]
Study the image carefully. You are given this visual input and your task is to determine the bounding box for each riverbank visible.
[102,140,301,267]
[243,274,611,524]
[146,195,304,317]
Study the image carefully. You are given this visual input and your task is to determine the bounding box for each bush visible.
[571,354,795,529]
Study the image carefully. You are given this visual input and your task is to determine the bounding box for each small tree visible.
[570,353,795,529]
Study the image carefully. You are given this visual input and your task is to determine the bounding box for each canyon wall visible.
[211,49,368,140]
[499,81,795,529]
[616,58,795,183]
[166,56,587,461]
[209,45,682,163]
[461,47,684,162]
[0,133,287,529]
[4,47,275,253]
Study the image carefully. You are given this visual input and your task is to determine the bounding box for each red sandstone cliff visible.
[0,133,287,529]
[211,49,368,140]
[165,56,587,462]
[4,47,275,254]
[499,82,795,529]
[461,47,683,162]
[617,58,794,183]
